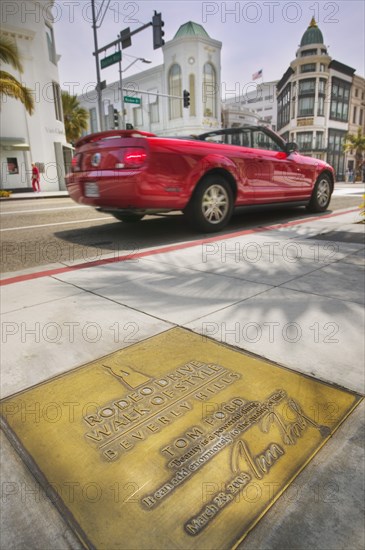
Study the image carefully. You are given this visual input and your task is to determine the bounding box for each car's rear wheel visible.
[185,175,234,232]
[112,213,145,223]
[307,174,332,212]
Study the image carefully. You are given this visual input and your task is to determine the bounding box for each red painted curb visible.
[1,208,359,286]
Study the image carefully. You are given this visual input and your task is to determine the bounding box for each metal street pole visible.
[91,0,105,131]
[118,41,125,130]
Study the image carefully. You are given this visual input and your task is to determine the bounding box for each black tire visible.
[185,175,234,232]
[307,174,332,213]
[112,213,145,223]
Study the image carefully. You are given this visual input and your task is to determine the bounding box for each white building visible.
[221,104,261,129]
[277,18,365,180]
[79,21,222,137]
[0,0,71,191]
[222,80,278,130]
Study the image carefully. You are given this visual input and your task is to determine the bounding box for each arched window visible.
[203,62,216,118]
[168,64,182,119]
[189,74,196,116]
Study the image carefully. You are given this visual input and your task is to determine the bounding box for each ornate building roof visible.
[174,21,210,39]
[300,17,324,46]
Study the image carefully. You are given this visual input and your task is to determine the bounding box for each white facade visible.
[0,0,70,191]
[78,22,222,137]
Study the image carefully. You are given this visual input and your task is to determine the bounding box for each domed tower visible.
[162,21,222,135]
[299,17,325,50]
[277,18,356,179]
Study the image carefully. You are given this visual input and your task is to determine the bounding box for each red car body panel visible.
[66,128,335,217]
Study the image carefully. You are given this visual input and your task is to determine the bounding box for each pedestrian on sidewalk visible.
[31,163,40,192]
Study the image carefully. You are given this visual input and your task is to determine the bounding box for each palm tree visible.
[0,35,34,114]
[343,128,365,182]
[61,91,89,144]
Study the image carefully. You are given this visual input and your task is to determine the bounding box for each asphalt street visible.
[1,186,363,273]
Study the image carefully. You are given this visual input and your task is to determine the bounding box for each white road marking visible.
[333,188,364,196]
[0,217,113,232]
[0,205,88,215]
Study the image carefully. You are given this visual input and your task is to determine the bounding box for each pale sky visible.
[54,0,365,97]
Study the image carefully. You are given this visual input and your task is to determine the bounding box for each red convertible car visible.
[66,126,335,232]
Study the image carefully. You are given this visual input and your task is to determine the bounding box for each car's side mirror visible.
[286,142,298,154]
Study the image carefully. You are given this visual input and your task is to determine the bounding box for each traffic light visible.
[152,11,165,49]
[113,109,119,129]
[120,27,131,49]
[183,89,190,109]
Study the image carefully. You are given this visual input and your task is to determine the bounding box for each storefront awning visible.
[0,138,30,151]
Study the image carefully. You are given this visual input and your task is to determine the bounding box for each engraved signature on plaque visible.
[140,389,331,536]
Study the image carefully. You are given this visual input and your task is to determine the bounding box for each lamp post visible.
[118,56,152,129]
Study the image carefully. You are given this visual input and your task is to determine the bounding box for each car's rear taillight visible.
[71,154,82,172]
[123,148,147,168]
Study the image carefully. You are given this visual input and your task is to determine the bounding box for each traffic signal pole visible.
[94,22,153,57]
[91,0,105,131]
[120,86,188,101]
[91,10,171,128]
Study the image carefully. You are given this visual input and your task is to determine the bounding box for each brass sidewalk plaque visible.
[1,328,361,549]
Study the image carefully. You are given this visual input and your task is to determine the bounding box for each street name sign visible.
[101,51,121,69]
[124,96,141,104]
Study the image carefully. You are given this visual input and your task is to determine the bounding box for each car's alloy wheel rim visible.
[317,179,330,207]
[202,184,229,224]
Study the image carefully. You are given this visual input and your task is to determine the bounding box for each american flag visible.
[252,69,263,80]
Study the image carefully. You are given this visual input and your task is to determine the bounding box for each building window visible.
[299,79,316,93]
[317,96,325,116]
[52,82,63,121]
[298,97,315,116]
[355,88,358,97]
[45,24,56,65]
[277,83,291,130]
[296,132,313,151]
[150,99,159,124]
[189,74,196,116]
[320,63,326,72]
[317,77,326,116]
[301,49,317,57]
[168,64,182,120]
[318,78,326,94]
[353,106,357,124]
[327,129,346,179]
[301,63,316,73]
[147,89,159,124]
[360,109,363,126]
[330,77,351,122]
[89,108,97,133]
[297,78,316,117]
[133,106,143,127]
[291,82,297,119]
[315,132,324,149]
[203,62,217,117]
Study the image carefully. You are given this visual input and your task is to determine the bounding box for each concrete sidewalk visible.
[0,208,364,549]
[1,190,69,200]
